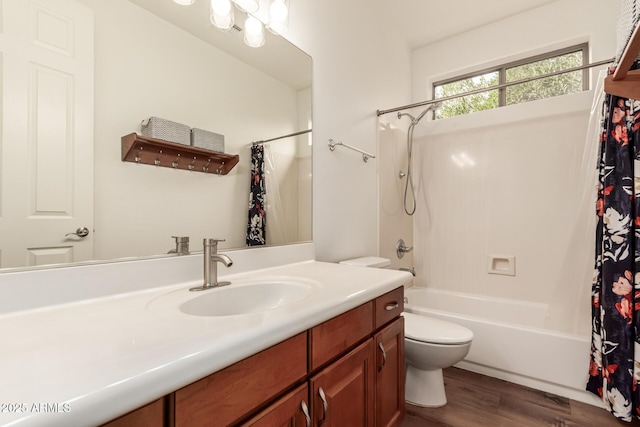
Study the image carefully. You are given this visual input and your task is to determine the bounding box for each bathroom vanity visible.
[108,286,404,427]
[0,252,410,427]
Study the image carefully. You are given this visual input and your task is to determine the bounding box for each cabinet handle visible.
[385,302,399,311]
[300,400,311,427]
[378,342,387,370]
[318,387,328,425]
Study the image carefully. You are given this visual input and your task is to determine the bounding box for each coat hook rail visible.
[328,139,376,163]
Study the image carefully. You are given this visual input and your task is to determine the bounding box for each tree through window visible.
[433,44,588,119]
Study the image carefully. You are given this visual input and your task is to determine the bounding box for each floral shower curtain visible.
[247,144,266,246]
[587,63,640,421]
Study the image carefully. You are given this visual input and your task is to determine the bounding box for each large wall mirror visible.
[0,0,312,272]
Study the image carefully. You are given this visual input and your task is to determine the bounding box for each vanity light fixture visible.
[173,0,289,47]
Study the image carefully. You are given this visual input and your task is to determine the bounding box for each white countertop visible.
[0,260,411,427]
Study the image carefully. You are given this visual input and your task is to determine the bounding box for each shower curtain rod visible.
[251,129,312,145]
[376,57,615,117]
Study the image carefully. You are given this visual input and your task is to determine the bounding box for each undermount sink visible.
[178,280,315,317]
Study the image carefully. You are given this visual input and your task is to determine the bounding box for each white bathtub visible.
[404,287,602,406]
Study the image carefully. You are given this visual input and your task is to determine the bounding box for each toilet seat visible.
[402,312,473,345]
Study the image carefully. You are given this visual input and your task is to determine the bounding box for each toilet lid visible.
[402,312,474,345]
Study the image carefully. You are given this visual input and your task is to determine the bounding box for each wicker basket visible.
[141,117,191,146]
[191,128,225,152]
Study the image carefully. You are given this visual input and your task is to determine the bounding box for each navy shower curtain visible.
[587,62,640,421]
[247,144,266,246]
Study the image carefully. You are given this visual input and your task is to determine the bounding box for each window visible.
[433,44,588,119]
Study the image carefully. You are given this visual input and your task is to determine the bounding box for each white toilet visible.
[340,256,474,408]
[402,311,473,407]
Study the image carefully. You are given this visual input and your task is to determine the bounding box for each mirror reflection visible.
[0,0,312,271]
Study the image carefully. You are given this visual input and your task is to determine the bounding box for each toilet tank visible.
[339,256,391,268]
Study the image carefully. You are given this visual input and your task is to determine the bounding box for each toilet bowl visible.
[339,256,474,408]
[402,312,473,407]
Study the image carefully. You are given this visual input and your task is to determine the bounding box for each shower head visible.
[397,111,416,121]
[397,102,443,126]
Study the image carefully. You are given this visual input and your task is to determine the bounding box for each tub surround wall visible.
[413,94,596,336]
[408,0,618,337]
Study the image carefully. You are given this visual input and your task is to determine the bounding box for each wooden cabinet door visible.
[101,398,165,427]
[241,384,310,427]
[374,317,405,427]
[310,339,374,427]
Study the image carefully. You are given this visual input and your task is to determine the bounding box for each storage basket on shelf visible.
[141,117,191,146]
[191,128,225,153]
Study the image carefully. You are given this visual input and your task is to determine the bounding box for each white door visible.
[0,0,94,269]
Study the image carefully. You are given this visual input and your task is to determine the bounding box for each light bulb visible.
[267,0,288,35]
[244,14,265,47]
[232,0,259,13]
[172,0,196,5]
[210,0,234,30]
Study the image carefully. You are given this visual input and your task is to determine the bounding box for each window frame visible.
[432,43,589,117]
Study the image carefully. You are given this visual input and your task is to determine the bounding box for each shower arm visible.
[328,139,376,163]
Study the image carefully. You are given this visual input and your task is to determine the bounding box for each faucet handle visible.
[204,238,226,244]
[203,238,226,252]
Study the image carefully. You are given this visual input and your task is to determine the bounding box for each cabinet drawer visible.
[309,302,373,371]
[174,333,307,427]
[374,287,404,329]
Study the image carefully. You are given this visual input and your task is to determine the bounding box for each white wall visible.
[408,0,619,336]
[83,0,306,258]
[412,0,618,103]
[284,0,412,262]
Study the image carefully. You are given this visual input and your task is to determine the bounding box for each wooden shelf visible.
[604,22,640,99]
[121,133,239,175]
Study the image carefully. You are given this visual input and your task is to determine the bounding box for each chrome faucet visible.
[168,236,190,255]
[189,238,233,291]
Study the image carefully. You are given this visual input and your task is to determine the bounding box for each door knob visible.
[65,227,90,238]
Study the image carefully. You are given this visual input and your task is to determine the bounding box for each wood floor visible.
[401,367,640,427]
